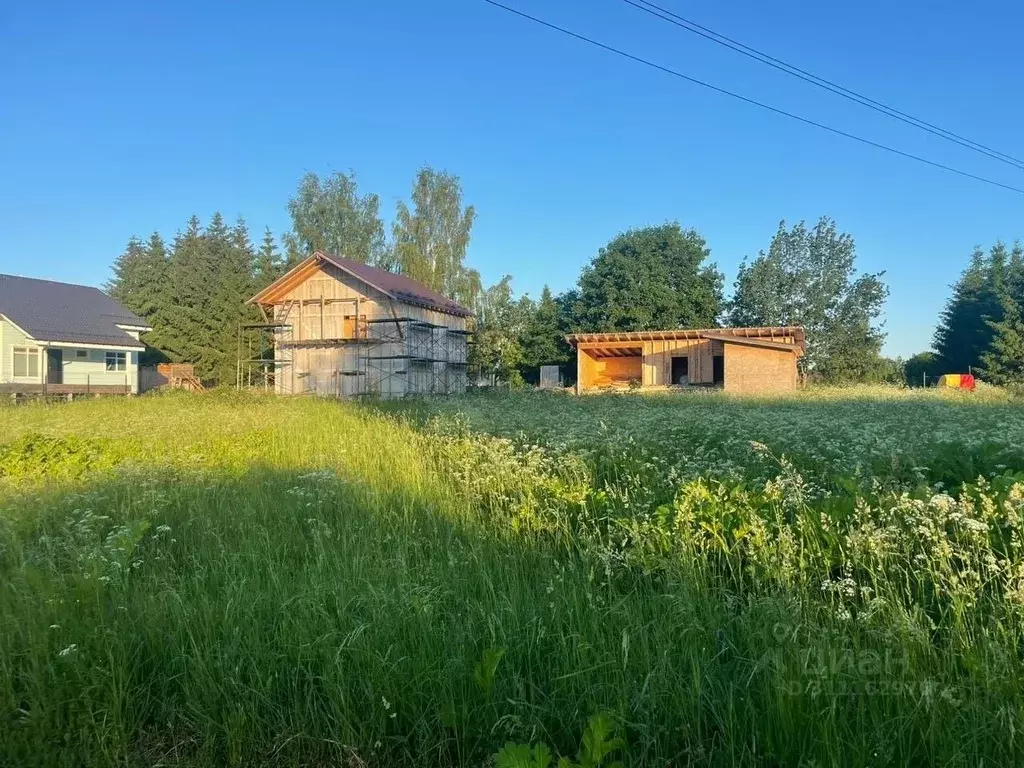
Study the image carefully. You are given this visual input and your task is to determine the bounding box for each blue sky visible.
[2,0,1022,357]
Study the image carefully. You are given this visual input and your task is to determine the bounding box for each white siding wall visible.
[0,317,42,384]
[0,317,140,391]
[54,347,139,392]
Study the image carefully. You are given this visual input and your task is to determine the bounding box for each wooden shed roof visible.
[249,252,474,318]
[566,326,805,352]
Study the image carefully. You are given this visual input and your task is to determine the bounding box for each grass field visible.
[2,388,1024,766]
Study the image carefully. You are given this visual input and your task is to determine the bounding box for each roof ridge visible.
[0,273,107,292]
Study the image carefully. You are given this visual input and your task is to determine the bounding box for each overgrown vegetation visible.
[2,388,1024,765]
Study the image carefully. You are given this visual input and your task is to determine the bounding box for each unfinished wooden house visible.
[245,252,472,397]
[566,326,805,395]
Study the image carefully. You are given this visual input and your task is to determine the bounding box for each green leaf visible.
[473,646,505,700]
[495,742,534,768]
[577,713,625,768]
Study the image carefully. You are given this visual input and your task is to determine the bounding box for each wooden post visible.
[576,348,583,395]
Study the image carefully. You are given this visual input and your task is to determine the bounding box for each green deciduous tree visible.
[571,223,722,332]
[729,217,888,382]
[284,171,386,266]
[392,166,481,308]
[469,276,528,387]
[903,351,942,387]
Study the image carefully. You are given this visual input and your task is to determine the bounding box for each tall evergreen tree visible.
[254,227,284,287]
[520,285,570,382]
[392,166,481,307]
[107,233,169,320]
[980,294,1024,384]
[107,232,171,362]
[934,244,1010,372]
[284,171,386,266]
[154,214,259,382]
[729,217,888,382]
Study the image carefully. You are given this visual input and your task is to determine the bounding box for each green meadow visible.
[2,388,1023,766]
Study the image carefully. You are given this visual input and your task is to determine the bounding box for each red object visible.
[960,374,976,391]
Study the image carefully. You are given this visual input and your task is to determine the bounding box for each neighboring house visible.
[0,274,151,394]
[566,326,806,395]
[247,252,473,397]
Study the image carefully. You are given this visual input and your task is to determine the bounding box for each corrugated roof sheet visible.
[0,274,149,348]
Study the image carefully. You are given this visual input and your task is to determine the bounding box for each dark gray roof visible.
[0,274,149,348]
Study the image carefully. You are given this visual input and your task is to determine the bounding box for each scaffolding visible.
[237,314,469,398]
[362,318,470,397]
[236,321,293,390]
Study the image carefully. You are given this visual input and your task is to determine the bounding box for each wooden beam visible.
[578,341,645,351]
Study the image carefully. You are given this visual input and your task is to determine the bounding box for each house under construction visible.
[243,252,472,398]
[566,326,805,395]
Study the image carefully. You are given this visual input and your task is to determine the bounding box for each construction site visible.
[241,252,472,398]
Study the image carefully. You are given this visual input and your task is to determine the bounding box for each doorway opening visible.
[712,354,724,385]
[670,355,689,385]
[46,348,63,385]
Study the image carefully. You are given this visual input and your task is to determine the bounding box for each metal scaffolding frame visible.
[236,321,293,390]
[238,311,470,398]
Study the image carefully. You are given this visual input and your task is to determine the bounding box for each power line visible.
[622,0,1024,171]
[481,0,1024,196]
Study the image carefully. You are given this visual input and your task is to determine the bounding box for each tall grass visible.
[1,389,1023,766]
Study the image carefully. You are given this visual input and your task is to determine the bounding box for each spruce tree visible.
[254,227,284,287]
[520,285,570,381]
[107,232,171,362]
[934,244,1008,373]
[980,295,1024,384]
[163,216,211,368]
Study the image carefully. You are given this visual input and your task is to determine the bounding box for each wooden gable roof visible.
[249,252,474,318]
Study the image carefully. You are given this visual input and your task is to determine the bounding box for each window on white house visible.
[76,349,88,359]
[105,351,126,371]
[13,347,39,378]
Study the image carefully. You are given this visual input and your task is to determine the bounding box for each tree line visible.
[109,164,1018,388]
[917,242,1024,385]
[108,166,483,382]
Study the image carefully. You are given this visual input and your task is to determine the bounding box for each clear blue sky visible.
[2,0,1022,357]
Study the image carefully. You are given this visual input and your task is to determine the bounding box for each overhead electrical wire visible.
[621,0,1024,172]
[481,0,1024,196]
